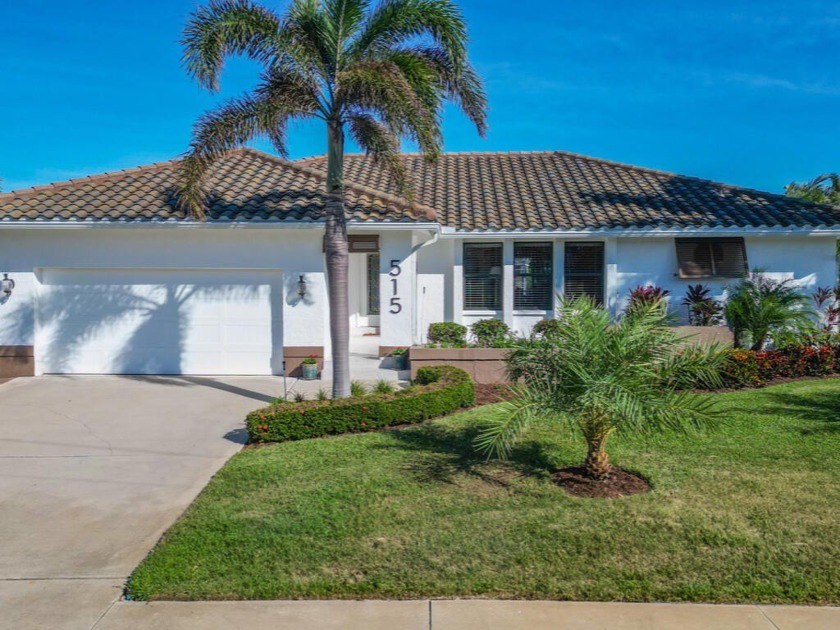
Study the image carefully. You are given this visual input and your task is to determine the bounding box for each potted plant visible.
[301,355,319,380]
[390,347,408,371]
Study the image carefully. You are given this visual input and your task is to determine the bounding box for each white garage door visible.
[36,269,283,375]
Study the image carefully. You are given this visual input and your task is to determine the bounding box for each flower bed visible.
[722,343,840,388]
[246,366,474,443]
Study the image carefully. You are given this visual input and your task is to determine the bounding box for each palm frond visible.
[338,59,441,156]
[351,0,468,66]
[182,0,283,91]
[473,392,542,460]
[404,46,487,136]
[346,113,410,194]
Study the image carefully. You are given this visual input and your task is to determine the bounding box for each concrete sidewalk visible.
[93,599,839,629]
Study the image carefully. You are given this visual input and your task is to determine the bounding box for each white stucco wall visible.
[437,234,838,337]
[1,227,837,370]
[611,235,838,321]
[0,228,328,357]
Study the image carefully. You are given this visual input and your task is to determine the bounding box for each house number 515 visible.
[389,259,402,314]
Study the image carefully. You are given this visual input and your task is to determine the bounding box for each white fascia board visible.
[438,226,840,238]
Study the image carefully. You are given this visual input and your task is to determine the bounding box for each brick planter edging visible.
[409,347,510,385]
[0,346,34,378]
[408,327,733,385]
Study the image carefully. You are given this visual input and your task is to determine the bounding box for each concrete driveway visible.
[0,375,282,630]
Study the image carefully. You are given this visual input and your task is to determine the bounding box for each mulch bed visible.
[473,383,517,406]
[551,466,652,499]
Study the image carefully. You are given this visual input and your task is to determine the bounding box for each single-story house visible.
[1,149,838,377]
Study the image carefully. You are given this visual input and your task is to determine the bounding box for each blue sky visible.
[1,0,838,193]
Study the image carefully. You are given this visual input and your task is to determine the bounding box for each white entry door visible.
[36,269,283,375]
[348,253,380,329]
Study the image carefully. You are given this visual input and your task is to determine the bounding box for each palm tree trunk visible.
[324,120,350,398]
[583,432,612,480]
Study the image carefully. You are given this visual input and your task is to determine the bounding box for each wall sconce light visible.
[297,274,307,299]
[1,273,14,299]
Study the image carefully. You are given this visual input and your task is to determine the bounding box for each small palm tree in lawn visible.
[178,0,487,397]
[475,298,726,481]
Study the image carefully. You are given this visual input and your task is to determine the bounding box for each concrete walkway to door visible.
[0,375,283,630]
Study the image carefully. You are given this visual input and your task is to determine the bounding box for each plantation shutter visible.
[464,243,503,310]
[514,242,553,310]
[675,238,747,278]
[564,242,604,305]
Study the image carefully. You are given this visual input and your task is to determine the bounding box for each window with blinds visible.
[464,243,503,310]
[675,238,748,278]
[564,242,605,304]
[514,242,553,310]
[367,253,380,315]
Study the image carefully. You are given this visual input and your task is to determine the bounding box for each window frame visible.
[675,237,748,279]
[563,241,606,305]
[513,241,554,311]
[462,242,504,312]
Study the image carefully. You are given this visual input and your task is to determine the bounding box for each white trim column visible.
[553,240,564,315]
[604,237,619,318]
[452,241,464,324]
[502,240,514,328]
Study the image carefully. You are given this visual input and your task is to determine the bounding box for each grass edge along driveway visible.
[127,379,840,604]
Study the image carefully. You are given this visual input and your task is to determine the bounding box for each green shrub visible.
[721,342,839,388]
[532,318,563,339]
[428,322,467,346]
[373,379,396,395]
[293,391,306,402]
[316,388,329,401]
[350,381,368,398]
[470,318,511,347]
[247,366,475,443]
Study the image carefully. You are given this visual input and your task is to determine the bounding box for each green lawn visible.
[127,379,840,604]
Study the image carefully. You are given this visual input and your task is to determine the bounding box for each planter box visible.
[673,326,734,346]
[284,346,324,378]
[409,347,510,384]
[0,346,34,379]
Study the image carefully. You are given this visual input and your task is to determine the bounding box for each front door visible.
[349,253,380,329]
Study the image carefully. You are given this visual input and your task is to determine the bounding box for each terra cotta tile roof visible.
[2,148,839,230]
[299,151,840,231]
[0,148,436,224]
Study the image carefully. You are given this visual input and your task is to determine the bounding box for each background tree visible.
[785,173,840,205]
[178,0,487,397]
[475,298,725,480]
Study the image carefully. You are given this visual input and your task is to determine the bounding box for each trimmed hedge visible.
[247,366,475,443]
[722,343,840,388]
[427,322,468,346]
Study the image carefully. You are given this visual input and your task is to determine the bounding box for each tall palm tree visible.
[178,0,487,397]
[785,173,840,206]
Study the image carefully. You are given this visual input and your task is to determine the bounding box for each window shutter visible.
[514,242,553,310]
[464,243,503,310]
[675,238,747,278]
[564,242,604,304]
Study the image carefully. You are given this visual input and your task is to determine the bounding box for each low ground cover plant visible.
[247,366,474,443]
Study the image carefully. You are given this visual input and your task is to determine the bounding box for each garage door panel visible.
[37,269,282,375]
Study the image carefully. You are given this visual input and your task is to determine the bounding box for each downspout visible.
[410,227,440,346]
